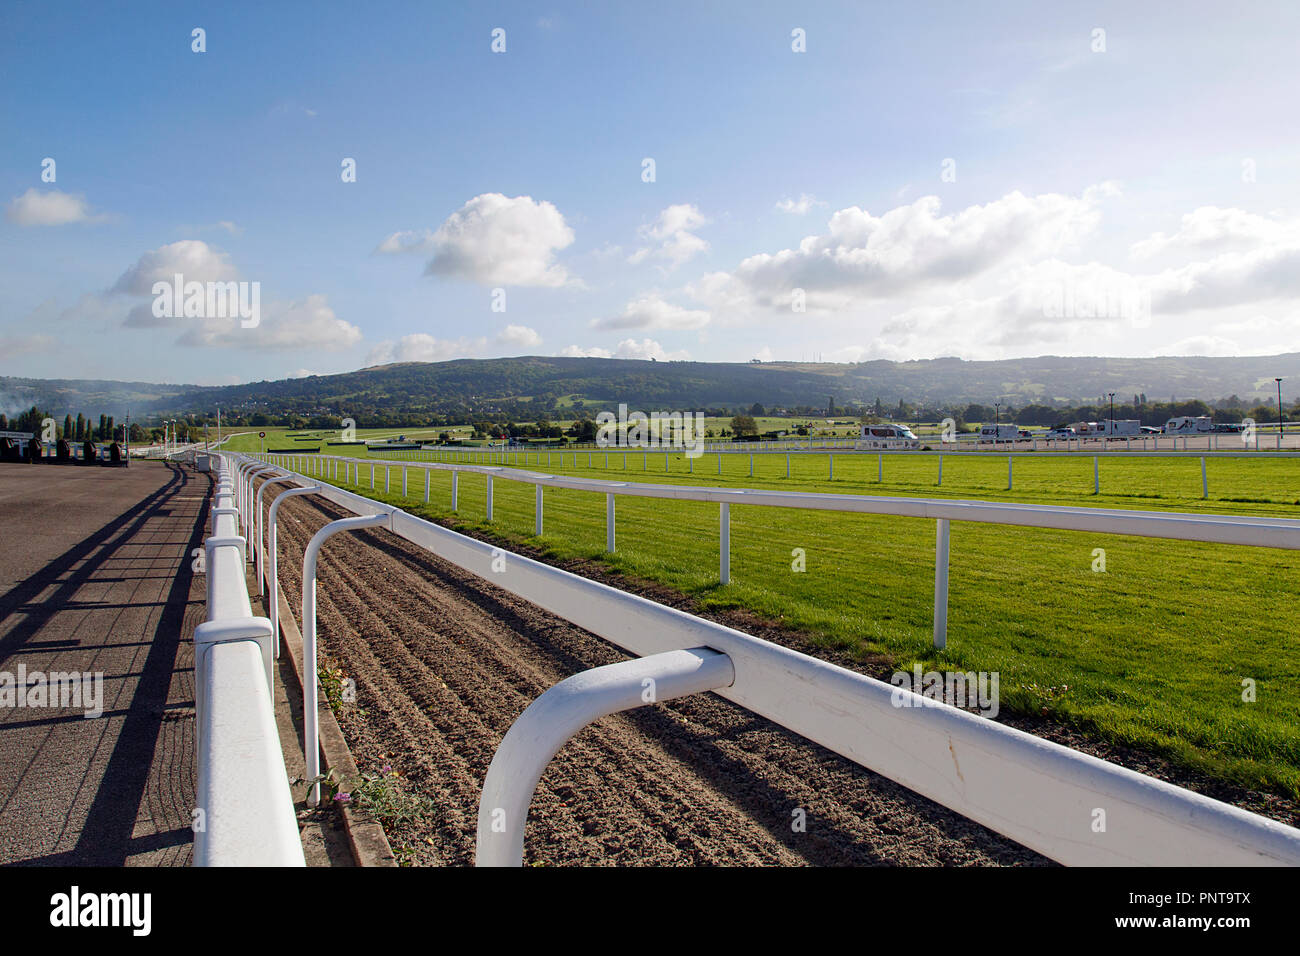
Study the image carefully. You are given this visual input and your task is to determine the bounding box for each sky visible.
[2,1,1299,386]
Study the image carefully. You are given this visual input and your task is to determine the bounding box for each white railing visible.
[259,451,1300,650]
[193,454,305,866]
[232,451,1300,867]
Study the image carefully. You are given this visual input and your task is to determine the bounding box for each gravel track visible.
[269,490,1046,866]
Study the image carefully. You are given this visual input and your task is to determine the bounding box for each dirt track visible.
[269,490,1047,866]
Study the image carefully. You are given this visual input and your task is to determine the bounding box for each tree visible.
[63,414,72,439]
[730,413,757,437]
[749,402,766,417]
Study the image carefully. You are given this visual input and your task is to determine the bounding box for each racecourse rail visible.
[191,455,304,866]
[202,447,1300,867]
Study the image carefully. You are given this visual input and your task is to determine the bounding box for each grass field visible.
[254,442,1300,798]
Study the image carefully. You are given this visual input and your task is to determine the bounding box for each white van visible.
[856,424,920,449]
[978,423,1021,443]
[1163,416,1212,434]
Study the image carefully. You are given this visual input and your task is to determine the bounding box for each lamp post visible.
[994,402,1001,446]
[1276,378,1284,449]
[1108,392,1115,441]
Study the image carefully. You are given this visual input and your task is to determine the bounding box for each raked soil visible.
[269,490,1049,866]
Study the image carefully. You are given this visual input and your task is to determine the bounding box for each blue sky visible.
[2,1,1299,385]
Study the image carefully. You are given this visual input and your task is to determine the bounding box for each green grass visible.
[265,445,1300,798]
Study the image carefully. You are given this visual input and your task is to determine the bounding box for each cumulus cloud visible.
[612,337,689,361]
[112,240,240,294]
[0,332,56,357]
[379,193,576,287]
[628,204,709,270]
[691,185,1116,318]
[591,294,710,331]
[6,188,106,226]
[775,194,825,215]
[496,324,542,349]
[1130,207,1299,259]
[557,344,614,358]
[176,294,362,350]
[366,324,543,365]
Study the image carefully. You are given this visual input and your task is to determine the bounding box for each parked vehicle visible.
[978,423,1021,443]
[1100,419,1142,438]
[855,423,921,449]
[1212,423,1245,433]
[1163,416,1213,434]
[1045,427,1076,440]
[1140,426,1161,434]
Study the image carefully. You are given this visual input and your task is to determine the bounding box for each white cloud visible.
[557,344,614,358]
[775,194,825,215]
[629,204,709,270]
[365,324,541,365]
[0,332,56,356]
[496,324,542,349]
[1130,207,1299,259]
[374,229,435,255]
[592,294,710,331]
[6,188,105,226]
[112,240,240,294]
[177,294,362,351]
[383,193,576,287]
[692,185,1116,319]
[613,338,690,361]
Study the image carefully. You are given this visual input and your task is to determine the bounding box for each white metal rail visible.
[230,452,1300,868]
[193,455,305,866]
[258,450,1300,650]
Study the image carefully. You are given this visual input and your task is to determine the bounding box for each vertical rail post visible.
[938,453,944,485]
[424,468,430,503]
[486,475,493,520]
[1202,457,1208,499]
[1094,456,1100,494]
[719,502,730,585]
[301,514,392,807]
[934,518,950,649]
[606,493,615,552]
[535,483,543,536]
[1008,455,1013,491]
[452,471,459,512]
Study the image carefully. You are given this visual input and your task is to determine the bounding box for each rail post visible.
[424,468,430,503]
[535,484,543,536]
[254,474,297,595]
[452,470,459,511]
[720,502,730,585]
[475,648,734,866]
[606,493,615,552]
[486,475,493,520]
[938,453,943,486]
[1008,455,1013,491]
[1202,457,1208,499]
[301,512,393,806]
[1094,456,1100,494]
[934,518,950,649]
[266,484,320,657]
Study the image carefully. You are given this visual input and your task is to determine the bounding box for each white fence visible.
[191,454,304,866]
[258,451,1300,649]
[232,450,1300,867]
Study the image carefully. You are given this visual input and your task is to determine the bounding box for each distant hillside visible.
[4,353,1298,422]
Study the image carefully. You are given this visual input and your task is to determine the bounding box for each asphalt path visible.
[0,460,208,865]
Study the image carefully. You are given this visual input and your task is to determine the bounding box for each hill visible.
[3,353,1297,423]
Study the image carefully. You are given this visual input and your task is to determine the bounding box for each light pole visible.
[994,402,1001,446]
[1108,392,1115,440]
[1276,378,1284,449]
[216,404,222,448]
